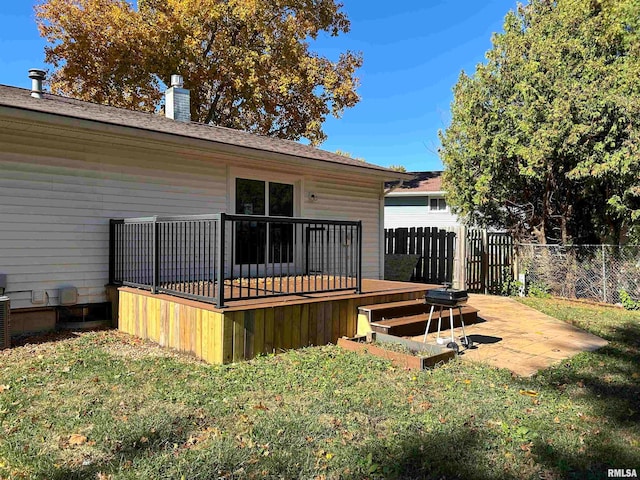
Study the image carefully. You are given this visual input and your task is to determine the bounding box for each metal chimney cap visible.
[170,74,184,88]
[28,69,46,80]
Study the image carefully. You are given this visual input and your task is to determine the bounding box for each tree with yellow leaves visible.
[36,0,362,145]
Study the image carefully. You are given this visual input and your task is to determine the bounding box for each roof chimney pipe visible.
[170,74,184,89]
[165,74,191,122]
[28,69,46,99]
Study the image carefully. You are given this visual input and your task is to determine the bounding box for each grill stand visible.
[422,303,471,353]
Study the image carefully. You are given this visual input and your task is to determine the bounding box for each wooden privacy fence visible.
[465,229,514,294]
[384,227,456,284]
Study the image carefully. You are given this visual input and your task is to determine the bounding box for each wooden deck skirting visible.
[117,280,433,364]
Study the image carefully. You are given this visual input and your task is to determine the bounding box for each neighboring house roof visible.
[0,84,411,178]
[385,171,444,194]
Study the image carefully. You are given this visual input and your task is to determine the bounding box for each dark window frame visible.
[234,178,295,265]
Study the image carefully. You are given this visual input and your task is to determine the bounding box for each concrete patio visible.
[415,294,609,376]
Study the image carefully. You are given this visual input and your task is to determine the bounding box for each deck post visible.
[108,219,116,285]
[152,218,160,294]
[217,213,226,308]
[356,220,363,294]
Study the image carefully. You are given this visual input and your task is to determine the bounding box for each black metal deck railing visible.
[109,213,362,307]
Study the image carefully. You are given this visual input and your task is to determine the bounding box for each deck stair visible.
[358,299,479,337]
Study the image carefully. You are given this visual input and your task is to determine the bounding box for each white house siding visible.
[384,195,460,230]
[0,122,228,309]
[0,115,384,309]
[303,174,382,279]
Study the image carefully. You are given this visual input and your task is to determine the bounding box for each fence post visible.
[445,231,455,284]
[151,218,159,294]
[602,244,607,303]
[482,229,489,294]
[455,225,467,290]
[217,213,226,308]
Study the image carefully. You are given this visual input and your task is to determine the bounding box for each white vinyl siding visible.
[0,144,227,309]
[303,174,381,279]
[0,117,384,309]
[384,194,460,230]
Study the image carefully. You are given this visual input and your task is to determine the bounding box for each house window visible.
[430,198,447,211]
[235,178,294,264]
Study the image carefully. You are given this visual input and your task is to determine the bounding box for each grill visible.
[424,288,468,307]
[423,287,472,352]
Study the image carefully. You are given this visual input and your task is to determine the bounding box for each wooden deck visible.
[160,275,359,304]
[117,279,436,364]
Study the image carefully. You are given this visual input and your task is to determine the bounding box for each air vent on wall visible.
[59,287,78,306]
[0,296,10,350]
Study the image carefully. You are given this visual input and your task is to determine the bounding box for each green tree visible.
[334,150,364,161]
[439,0,640,244]
[36,0,362,146]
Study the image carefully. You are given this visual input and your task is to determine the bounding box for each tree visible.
[35,0,362,145]
[334,149,364,161]
[388,165,407,172]
[439,0,640,244]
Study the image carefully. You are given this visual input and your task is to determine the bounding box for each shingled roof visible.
[0,84,401,175]
[386,171,444,193]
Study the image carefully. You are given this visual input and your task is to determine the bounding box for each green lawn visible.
[1,298,639,480]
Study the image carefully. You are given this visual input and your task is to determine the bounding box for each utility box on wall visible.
[59,287,78,306]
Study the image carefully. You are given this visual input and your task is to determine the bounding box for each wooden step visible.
[359,298,477,322]
[369,306,479,337]
[359,298,435,323]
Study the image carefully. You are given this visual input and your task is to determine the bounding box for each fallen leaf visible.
[253,403,269,411]
[0,385,10,392]
[342,430,354,441]
[519,389,538,397]
[68,434,87,446]
[463,379,472,384]
[553,417,560,423]
[140,436,148,443]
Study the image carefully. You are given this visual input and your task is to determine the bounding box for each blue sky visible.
[0,0,516,171]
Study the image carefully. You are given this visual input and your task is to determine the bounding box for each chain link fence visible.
[517,244,640,304]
